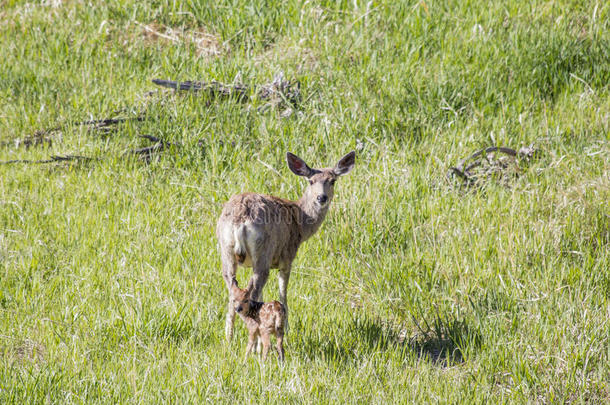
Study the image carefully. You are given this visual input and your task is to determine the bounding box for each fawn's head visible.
[286,151,355,208]
[230,278,253,314]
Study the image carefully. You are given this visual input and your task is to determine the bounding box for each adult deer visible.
[217,151,355,341]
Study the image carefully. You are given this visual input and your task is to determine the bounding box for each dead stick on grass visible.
[151,79,249,100]
[0,155,95,165]
[125,134,179,161]
[2,116,148,150]
[448,145,537,184]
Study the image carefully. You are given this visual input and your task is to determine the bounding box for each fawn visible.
[230,278,286,361]
[217,151,355,341]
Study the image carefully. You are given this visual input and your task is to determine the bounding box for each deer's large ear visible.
[333,151,355,176]
[286,152,314,177]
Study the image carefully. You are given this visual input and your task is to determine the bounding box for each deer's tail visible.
[233,224,247,264]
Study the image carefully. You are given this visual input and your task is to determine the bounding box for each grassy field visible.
[1,0,609,402]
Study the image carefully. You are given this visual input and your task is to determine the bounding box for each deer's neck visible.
[297,195,330,241]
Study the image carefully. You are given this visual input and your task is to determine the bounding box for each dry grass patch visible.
[3,338,47,367]
[135,21,225,58]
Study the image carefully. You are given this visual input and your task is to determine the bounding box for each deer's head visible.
[286,151,355,209]
[230,278,253,314]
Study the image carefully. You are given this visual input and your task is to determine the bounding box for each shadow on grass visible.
[407,313,481,365]
[292,311,480,367]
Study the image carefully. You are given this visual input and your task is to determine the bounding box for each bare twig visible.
[447,145,539,187]
[0,155,95,165]
[73,117,146,128]
[151,79,249,100]
[3,116,146,150]
[125,134,178,162]
[151,71,301,111]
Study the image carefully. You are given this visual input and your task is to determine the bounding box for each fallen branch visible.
[152,79,249,100]
[37,116,145,134]
[125,134,178,162]
[0,155,94,165]
[151,71,301,112]
[3,116,146,150]
[256,71,301,107]
[73,116,145,128]
[0,131,55,149]
[447,145,538,187]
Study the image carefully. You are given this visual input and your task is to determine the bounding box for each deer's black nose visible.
[317,195,328,204]
[236,306,242,313]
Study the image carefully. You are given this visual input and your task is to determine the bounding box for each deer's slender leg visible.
[247,242,271,302]
[247,253,270,353]
[221,252,238,342]
[278,263,291,330]
[248,268,270,303]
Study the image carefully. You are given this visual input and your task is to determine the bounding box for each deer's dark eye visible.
[330,179,336,186]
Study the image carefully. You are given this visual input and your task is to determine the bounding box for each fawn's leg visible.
[260,333,271,361]
[244,330,257,361]
[276,333,285,362]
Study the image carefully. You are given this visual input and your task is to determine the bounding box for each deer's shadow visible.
[291,312,480,366]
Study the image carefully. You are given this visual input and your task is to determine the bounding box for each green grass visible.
[1,0,609,402]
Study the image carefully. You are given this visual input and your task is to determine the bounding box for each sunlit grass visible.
[1,0,608,403]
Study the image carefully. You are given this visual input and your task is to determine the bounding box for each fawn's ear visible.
[287,152,315,177]
[245,278,256,297]
[333,151,356,176]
